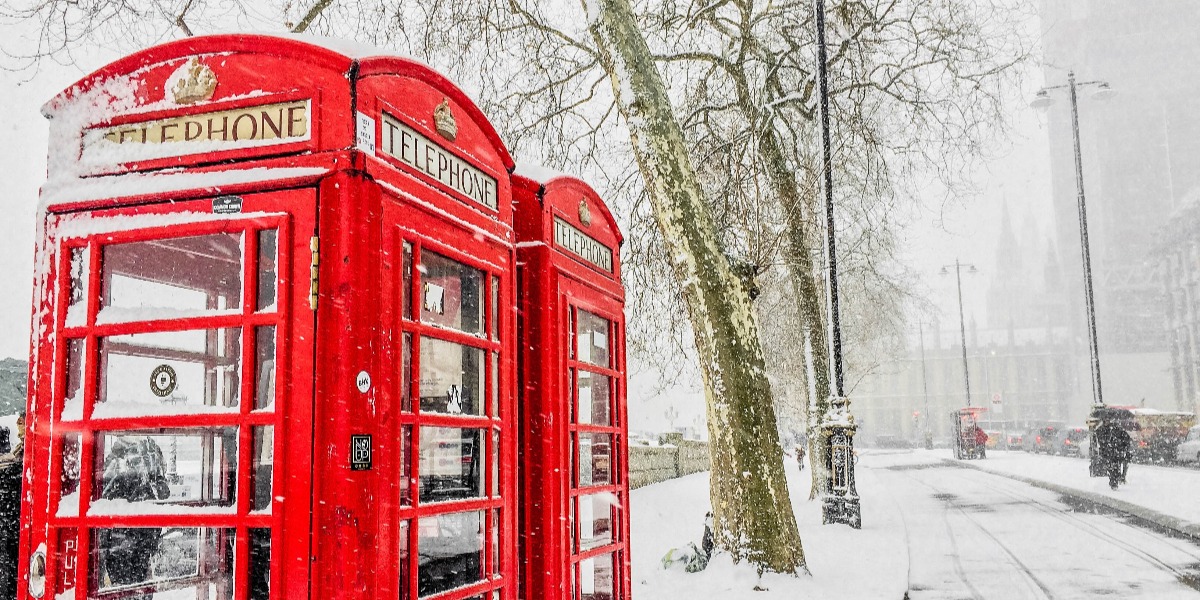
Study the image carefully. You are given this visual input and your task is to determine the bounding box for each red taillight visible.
[1065,439,1072,445]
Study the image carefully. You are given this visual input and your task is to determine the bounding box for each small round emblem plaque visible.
[150,364,178,397]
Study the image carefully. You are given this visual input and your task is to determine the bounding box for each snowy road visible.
[870,455,1200,599]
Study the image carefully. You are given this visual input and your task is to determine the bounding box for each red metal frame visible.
[514,173,630,600]
[29,190,315,600]
[24,33,627,600]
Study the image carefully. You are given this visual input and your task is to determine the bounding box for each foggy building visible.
[1159,195,1200,416]
[1037,1,1200,409]
[852,320,1083,445]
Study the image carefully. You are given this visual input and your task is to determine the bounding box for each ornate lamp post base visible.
[821,397,861,529]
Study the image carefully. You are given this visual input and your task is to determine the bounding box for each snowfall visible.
[631,449,1200,599]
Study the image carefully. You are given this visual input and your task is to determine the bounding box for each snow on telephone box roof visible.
[39,33,515,212]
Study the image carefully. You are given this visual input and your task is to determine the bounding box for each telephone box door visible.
[25,189,316,600]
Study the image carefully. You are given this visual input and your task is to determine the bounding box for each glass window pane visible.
[58,434,81,517]
[576,310,610,367]
[419,338,484,416]
[490,510,499,577]
[577,371,611,426]
[90,527,234,598]
[490,352,498,419]
[97,329,240,418]
[256,229,278,312]
[578,433,612,487]
[490,275,499,341]
[398,521,410,596]
[62,338,85,421]
[99,233,243,323]
[67,246,89,327]
[420,252,483,335]
[252,426,274,512]
[403,242,413,320]
[255,326,276,411]
[417,511,484,598]
[249,528,271,600]
[402,333,413,412]
[490,429,499,497]
[578,494,614,550]
[400,426,413,506]
[419,427,484,503]
[579,553,615,600]
[570,498,577,554]
[93,429,237,512]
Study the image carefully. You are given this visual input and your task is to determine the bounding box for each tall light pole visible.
[941,260,977,407]
[1031,70,1114,408]
[918,320,933,449]
[814,0,860,529]
[1033,70,1114,478]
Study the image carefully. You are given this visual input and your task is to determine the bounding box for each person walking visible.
[0,413,26,600]
[1096,418,1132,490]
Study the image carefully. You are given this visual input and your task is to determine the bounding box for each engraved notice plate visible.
[351,435,372,471]
[355,112,376,156]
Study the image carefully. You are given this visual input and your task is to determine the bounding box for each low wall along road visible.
[629,434,709,489]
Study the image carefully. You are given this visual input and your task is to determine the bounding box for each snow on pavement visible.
[631,450,1200,599]
[867,450,1200,599]
[941,449,1200,532]
[630,456,908,599]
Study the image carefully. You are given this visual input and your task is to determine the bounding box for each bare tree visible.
[584,0,807,574]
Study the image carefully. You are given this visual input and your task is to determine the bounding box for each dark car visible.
[1053,426,1089,457]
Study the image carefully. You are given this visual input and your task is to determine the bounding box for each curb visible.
[943,457,1200,542]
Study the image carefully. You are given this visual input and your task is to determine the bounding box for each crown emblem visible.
[171,58,217,105]
[434,98,458,141]
[578,200,592,226]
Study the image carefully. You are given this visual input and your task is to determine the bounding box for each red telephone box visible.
[23,33,632,600]
[23,34,521,600]
[513,172,630,600]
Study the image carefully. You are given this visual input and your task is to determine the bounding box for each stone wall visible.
[628,434,710,489]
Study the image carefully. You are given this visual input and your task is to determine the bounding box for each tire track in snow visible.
[942,466,1200,593]
[900,470,1056,600]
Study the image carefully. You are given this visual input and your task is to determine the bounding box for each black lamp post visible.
[814,0,860,529]
[1032,71,1113,476]
[940,260,977,407]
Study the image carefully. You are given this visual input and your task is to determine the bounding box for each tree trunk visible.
[722,69,833,501]
[583,0,806,574]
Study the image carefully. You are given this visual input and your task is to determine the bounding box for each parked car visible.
[1006,432,1024,448]
[1028,425,1062,454]
[1053,426,1089,457]
[1176,425,1200,465]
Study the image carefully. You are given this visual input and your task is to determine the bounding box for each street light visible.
[814,0,860,529]
[917,320,933,449]
[941,260,977,407]
[1032,68,1113,475]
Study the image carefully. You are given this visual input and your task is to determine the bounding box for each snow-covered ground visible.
[631,450,1200,599]
[953,448,1200,529]
[630,455,909,599]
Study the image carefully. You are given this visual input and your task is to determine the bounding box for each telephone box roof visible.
[512,169,624,247]
[42,33,514,171]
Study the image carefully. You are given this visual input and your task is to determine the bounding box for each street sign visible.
[991,392,1003,414]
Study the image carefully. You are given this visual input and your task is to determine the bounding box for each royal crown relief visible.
[83,56,311,163]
